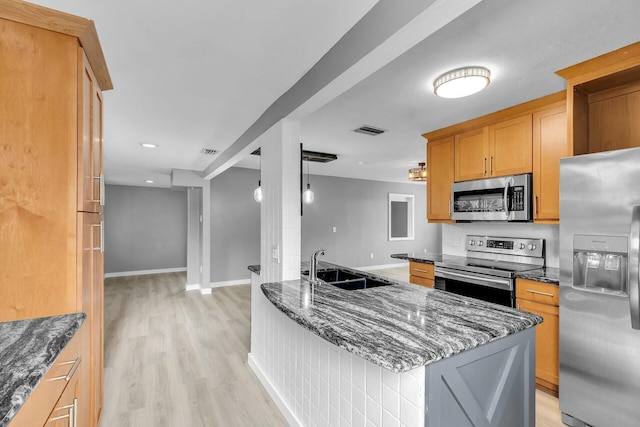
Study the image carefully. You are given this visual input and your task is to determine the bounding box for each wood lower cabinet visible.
[515,278,559,395]
[10,324,85,427]
[0,3,111,427]
[533,103,567,223]
[426,137,455,222]
[409,262,435,288]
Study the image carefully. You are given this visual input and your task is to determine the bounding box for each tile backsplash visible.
[442,223,560,268]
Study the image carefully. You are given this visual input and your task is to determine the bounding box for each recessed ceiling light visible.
[434,66,491,98]
[145,180,154,183]
[140,143,158,148]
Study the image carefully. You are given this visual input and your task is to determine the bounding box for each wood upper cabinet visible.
[454,115,532,181]
[454,127,488,181]
[516,279,559,395]
[489,115,533,176]
[533,103,568,223]
[426,136,455,222]
[0,3,111,426]
[79,51,104,214]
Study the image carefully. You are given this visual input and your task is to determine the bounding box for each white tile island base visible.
[249,271,536,427]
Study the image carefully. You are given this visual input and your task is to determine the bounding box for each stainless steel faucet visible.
[309,249,326,282]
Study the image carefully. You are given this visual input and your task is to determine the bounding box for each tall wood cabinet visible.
[0,3,112,427]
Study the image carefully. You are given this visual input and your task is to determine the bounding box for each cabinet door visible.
[427,137,455,221]
[454,127,488,181]
[86,213,104,426]
[78,49,104,214]
[0,19,78,322]
[533,104,567,223]
[489,115,532,177]
[516,298,559,393]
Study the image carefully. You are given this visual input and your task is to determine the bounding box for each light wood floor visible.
[101,273,287,427]
[102,269,564,426]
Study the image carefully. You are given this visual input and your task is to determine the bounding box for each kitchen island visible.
[248,263,541,427]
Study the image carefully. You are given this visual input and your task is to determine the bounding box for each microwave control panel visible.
[510,186,525,211]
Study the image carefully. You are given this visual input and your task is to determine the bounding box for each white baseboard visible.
[185,283,201,291]
[248,353,301,427]
[105,267,187,278]
[210,278,250,288]
[356,262,408,271]
[200,288,212,295]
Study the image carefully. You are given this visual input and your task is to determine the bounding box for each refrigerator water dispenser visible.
[573,234,628,295]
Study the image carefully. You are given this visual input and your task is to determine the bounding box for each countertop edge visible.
[0,313,86,427]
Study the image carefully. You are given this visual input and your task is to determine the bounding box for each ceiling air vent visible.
[201,148,217,155]
[353,125,387,136]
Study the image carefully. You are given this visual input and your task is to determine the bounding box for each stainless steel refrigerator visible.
[559,147,640,427]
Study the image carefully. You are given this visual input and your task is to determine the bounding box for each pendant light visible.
[303,159,314,204]
[253,150,263,203]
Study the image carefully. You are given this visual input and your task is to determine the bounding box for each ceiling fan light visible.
[434,67,491,98]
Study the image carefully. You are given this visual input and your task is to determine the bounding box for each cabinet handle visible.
[483,157,487,175]
[49,357,81,382]
[534,194,538,215]
[92,221,105,253]
[91,174,105,206]
[526,289,554,297]
[448,199,451,217]
[47,399,76,426]
[517,303,520,310]
[490,156,493,173]
[413,268,431,273]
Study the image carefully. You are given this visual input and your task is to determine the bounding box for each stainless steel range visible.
[434,235,545,307]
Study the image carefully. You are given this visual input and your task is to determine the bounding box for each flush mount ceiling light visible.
[408,162,427,181]
[145,180,154,184]
[140,143,158,148]
[434,66,491,98]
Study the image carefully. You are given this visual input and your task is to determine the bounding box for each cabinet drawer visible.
[409,262,434,279]
[9,325,83,427]
[516,278,559,306]
[410,275,435,288]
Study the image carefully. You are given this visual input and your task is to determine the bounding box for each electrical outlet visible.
[332,226,336,233]
[424,248,427,253]
[370,253,374,259]
[272,245,280,263]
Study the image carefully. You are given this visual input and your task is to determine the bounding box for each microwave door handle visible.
[503,179,511,219]
[630,205,640,330]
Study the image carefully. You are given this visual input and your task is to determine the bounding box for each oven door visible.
[434,267,515,307]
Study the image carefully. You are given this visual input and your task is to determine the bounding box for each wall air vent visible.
[251,148,337,163]
[353,125,387,136]
[201,148,217,155]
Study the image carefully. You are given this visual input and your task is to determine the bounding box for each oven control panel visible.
[466,235,544,258]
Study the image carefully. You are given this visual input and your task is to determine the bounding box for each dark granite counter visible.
[248,264,260,274]
[516,267,560,285]
[390,252,443,264]
[260,263,542,373]
[0,313,86,427]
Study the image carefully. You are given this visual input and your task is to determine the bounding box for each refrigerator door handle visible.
[630,205,640,330]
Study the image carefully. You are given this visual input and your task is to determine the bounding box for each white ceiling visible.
[27,0,640,186]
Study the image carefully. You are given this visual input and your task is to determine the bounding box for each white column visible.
[186,187,201,290]
[260,119,301,283]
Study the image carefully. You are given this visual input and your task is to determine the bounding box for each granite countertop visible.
[515,266,560,285]
[0,313,86,427]
[260,263,542,373]
[390,252,443,264]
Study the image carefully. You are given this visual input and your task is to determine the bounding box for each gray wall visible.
[210,167,261,282]
[209,167,441,282]
[104,185,187,274]
[301,174,441,268]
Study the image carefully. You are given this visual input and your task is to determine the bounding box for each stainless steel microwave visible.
[451,173,533,221]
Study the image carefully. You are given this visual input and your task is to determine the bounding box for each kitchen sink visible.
[303,268,395,290]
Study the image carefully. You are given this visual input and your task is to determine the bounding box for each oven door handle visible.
[434,267,512,291]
